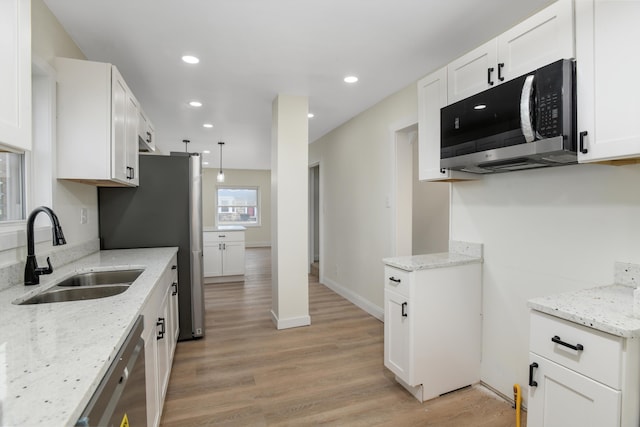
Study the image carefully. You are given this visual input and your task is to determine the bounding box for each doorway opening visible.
[393,123,449,256]
[309,164,320,277]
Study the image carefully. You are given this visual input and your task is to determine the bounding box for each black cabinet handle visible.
[498,63,505,81]
[172,282,178,296]
[157,317,166,340]
[579,131,589,154]
[440,168,446,175]
[389,277,401,283]
[552,335,584,352]
[401,302,408,317]
[146,131,152,143]
[171,265,177,270]
[529,362,538,387]
[487,67,495,86]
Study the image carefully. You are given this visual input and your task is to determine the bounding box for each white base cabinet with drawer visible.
[528,310,640,427]
[203,230,245,282]
[142,255,180,427]
[383,263,482,402]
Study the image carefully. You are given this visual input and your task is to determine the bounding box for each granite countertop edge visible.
[528,284,640,338]
[0,247,178,427]
[382,252,483,272]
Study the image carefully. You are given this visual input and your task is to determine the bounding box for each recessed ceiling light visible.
[203,123,213,128]
[344,76,359,83]
[308,113,314,118]
[203,161,209,165]
[473,104,487,110]
[189,101,203,107]
[182,55,199,64]
[203,150,211,154]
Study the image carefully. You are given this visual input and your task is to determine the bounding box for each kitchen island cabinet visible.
[55,57,140,186]
[528,284,640,427]
[203,226,246,283]
[0,247,178,427]
[0,0,31,152]
[382,250,482,402]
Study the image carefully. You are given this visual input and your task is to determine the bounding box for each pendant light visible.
[217,141,225,183]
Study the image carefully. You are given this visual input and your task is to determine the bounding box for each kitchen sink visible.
[55,269,143,288]
[16,269,143,305]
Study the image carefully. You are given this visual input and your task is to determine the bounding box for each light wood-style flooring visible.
[160,248,525,426]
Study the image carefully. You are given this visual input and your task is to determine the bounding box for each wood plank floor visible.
[160,248,526,426]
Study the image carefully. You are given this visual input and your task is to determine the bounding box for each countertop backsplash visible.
[449,240,483,259]
[0,238,99,292]
[614,261,640,287]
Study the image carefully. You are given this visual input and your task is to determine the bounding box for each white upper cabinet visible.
[576,0,640,163]
[56,58,140,186]
[417,67,477,181]
[448,0,574,104]
[0,0,31,152]
[138,108,156,152]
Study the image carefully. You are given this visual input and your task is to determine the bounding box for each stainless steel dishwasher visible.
[76,316,147,427]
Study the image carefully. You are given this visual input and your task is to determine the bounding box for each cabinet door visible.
[156,290,171,403]
[222,241,245,276]
[169,279,180,345]
[384,289,411,383]
[111,68,129,184]
[447,40,497,103]
[528,354,621,427]
[144,329,160,427]
[0,0,30,152]
[203,241,223,277]
[576,0,640,163]
[417,67,476,182]
[498,0,574,82]
[125,93,139,185]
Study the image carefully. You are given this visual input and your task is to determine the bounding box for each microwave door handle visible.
[520,75,535,143]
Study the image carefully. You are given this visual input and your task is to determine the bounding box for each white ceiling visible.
[43,0,552,170]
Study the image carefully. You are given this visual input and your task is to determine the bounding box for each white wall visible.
[411,137,449,255]
[450,163,640,402]
[309,83,417,314]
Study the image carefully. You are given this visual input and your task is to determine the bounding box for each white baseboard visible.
[270,310,311,330]
[320,276,384,321]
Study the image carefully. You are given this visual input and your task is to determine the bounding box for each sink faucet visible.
[24,206,67,285]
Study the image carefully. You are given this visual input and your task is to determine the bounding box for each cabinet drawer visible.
[203,231,244,243]
[384,266,410,298]
[530,310,624,389]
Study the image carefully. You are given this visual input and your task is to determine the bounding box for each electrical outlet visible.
[80,208,88,224]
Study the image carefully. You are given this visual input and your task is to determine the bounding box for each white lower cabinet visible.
[383,262,481,402]
[528,310,639,427]
[142,256,180,427]
[203,230,245,281]
[528,355,621,427]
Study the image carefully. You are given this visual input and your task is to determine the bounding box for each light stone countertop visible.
[203,225,246,232]
[528,284,640,338]
[382,252,482,271]
[0,247,178,427]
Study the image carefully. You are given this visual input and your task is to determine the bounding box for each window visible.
[0,152,25,222]
[216,186,259,226]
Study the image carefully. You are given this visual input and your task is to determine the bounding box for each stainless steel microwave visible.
[440,59,576,173]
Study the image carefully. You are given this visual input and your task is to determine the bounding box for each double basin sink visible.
[16,269,143,305]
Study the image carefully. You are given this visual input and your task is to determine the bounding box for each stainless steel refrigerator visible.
[98,153,205,340]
